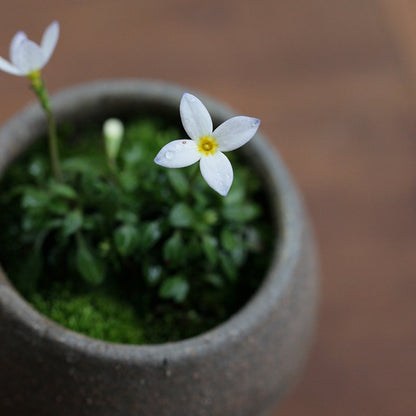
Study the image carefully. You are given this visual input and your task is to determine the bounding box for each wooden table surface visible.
[0,1,415,415]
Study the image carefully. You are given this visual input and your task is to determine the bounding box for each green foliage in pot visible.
[0,21,274,344]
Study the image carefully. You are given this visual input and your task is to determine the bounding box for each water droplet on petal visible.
[165,150,175,160]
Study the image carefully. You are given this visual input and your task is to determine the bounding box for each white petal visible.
[10,39,45,74]
[180,93,213,141]
[200,152,233,196]
[154,140,200,168]
[0,56,22,75]
[41,21,59,66]
[10,31,27,60]
[213,116,260,152]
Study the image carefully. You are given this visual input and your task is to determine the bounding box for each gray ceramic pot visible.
[0,80,318,416]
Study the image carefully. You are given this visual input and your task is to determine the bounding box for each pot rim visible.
[0,79,303,362]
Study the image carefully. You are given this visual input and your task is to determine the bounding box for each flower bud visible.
[103,118,124,161]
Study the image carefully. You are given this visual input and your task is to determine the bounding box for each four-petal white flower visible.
[0,21,59,77]
[154,93,260,196]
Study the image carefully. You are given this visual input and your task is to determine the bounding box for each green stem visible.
[29,72,63,182]
[185,164,200,204]
[107,157,121,187]
[188,164,200,189]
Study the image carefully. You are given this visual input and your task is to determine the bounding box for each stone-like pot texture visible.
[0,80,318,416]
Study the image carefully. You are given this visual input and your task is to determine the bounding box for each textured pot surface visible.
[0,80,318,416]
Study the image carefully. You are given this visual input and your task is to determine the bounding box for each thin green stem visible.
[188,164,200,189]
[45,107,62,181]
[185,164,201,204]
[29,72,63,182]
[107,157,121,188]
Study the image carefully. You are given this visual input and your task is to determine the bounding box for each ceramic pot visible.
[0,80,318,416]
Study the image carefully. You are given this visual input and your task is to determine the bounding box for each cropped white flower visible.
[154,93,260,196]
[0,21,59,77]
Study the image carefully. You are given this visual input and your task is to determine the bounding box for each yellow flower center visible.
[197,136,218,156]
[27,70,42,89]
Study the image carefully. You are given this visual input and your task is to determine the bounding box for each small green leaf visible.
[82,213,103,231]
[21,213,45,233]
[49,182,78,200]
[138,221,162,250]
[28,158,47,180]
[193,189,209,207]
[98,239,111,257]
[114,224,140,256]
[230,245,246,266]
[62,209,83,237]
[144,264,163,286]
[21,188,50,209]
[167,169,188,197]
[122,143,144,166]
[163,232,183,265]
[221,228,239,251]
[62,157,100,175]
[201,235,218,266]
[115,210,138,225]
[202,209,218,226]
[48,199,70,215]
[219,252,238,281]
[223,182,245,205]
[159,276,189,303]
[119,171,139,191]
[76,234,105,286]
[222,203,260,223]
[204,273,224,288]
[169,203,194,228]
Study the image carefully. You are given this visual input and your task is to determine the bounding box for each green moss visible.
[29,284,145,344]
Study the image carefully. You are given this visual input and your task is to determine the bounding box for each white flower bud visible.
[103,118,124,161]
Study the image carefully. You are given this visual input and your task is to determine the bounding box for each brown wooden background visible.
[0,1,415,415]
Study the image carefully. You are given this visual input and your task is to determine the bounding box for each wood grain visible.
[0,1,415,414]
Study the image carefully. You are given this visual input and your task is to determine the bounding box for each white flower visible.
[0,21,59,77]
[154,93,260,196]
